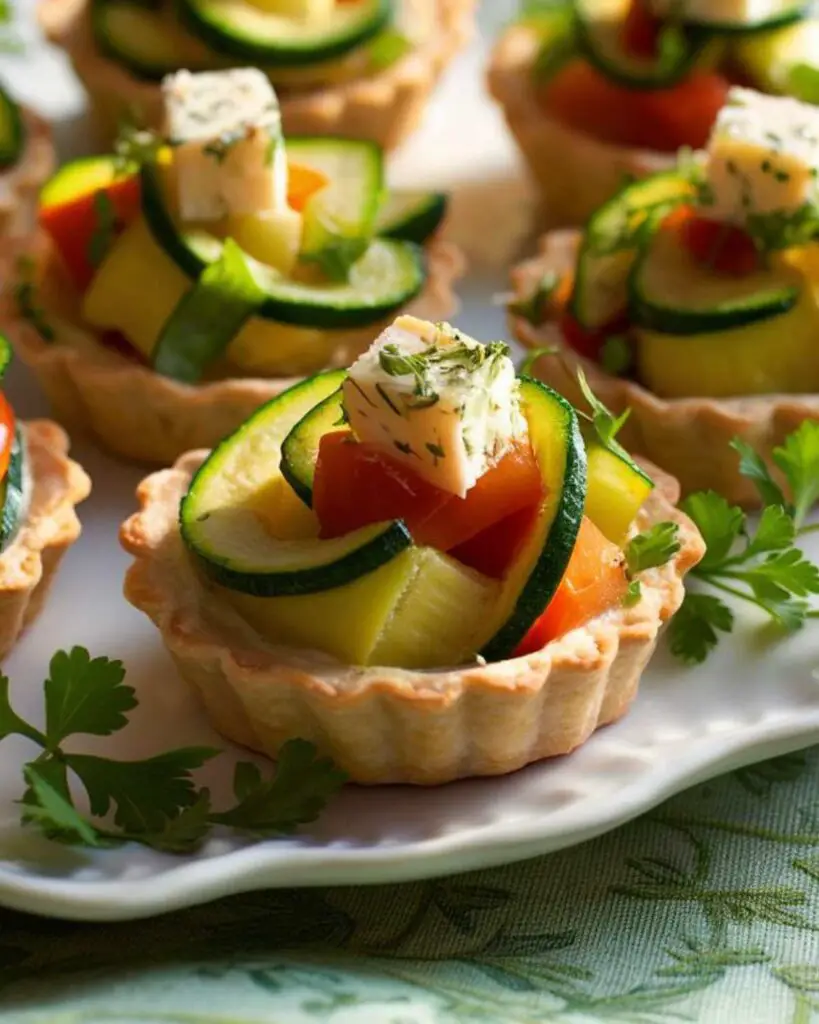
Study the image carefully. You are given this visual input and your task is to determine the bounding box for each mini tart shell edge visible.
[510,229,819,507]
[119,449,704,785]
[0,419,91,661]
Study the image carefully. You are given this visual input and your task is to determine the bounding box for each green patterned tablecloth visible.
[3,748,819,1023]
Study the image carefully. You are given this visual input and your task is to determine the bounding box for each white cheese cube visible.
[343,316,527,499]
[703,87,819,226]
[162,69,287,222]
[647,0,790,26]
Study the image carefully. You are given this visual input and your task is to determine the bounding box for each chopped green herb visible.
[376,383,403,416]
[113,120,162,174]
[87,191,118,269]
[13,256,54,343]
[625,522,681,577]
[394,440,415,457]
[518,346,558,377]
[508,272,560,326]
[623,580,642,607]
[426,442,446,464]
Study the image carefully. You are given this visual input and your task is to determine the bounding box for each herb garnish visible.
[113,120,163,174]
[87,192,118,269]
[13,255,54,342]
[623,522,682,606]
[2,647,345,853]
[668,422,819,665]
[508,271,560,326]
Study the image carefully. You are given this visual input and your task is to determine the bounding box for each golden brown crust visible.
[0,108,55,238]
[487,23,672,225]
[120,448,703,785]
[40,0,476,151]
[510,229,819,506]
[0,419,91,661]
[0,231,464,465]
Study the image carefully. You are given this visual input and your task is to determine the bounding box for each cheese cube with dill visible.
[702,87,819,230]
[342,316,527,499]
[162,69,288,222]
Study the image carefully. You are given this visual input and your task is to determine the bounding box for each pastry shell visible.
[510,230,819,506]
[0,108,55,238]
[0,420,91,661]
[1,232,464,465]
[120,451,703,785]
[40,0,476,151]
[487,23,672,225]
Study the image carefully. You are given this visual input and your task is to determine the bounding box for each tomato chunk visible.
[559,307,630,362]
[513,517,628,656]
[39,173,141,293]
[541,60,729,152]
[287,163,329,213]
[666,205,760,277]
[0,392,14,483]
[313,433,543,553]
[450,503,541,580]
[621,0,661,58]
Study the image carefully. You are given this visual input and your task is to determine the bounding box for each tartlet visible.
[3,69,464,464]
[120,315,704,785]
[41,0,475,150]
[488,2,819,224]
[508,87,819,506]
[0,418,91,661]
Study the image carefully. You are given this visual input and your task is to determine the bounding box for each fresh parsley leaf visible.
[576,368,631,455]
[0,674,44,745]
[210,739,347,836]
[66,748,218,834]
[21,766,103,847]
[518,346,558,377]
[44,647,135,747]
[744,505,795,558]
[730,438,786,509]
[87,192,118,269]
[742,549,819,601]
[624,580,642,607]
[508,272,560,325]
[625,522,681,576]
[135,793,213,854]
[772,421,819,530]
[303,237,369,283]
[680,491,744,571]
[113,121,161,174]
[667,593,735,665]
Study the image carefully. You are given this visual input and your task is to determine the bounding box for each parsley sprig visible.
[623,522,682,606]
[668,422,819,665]
[2,648,346,853]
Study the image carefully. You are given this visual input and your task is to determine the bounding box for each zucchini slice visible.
[178,0,390,64]
[571,170,696,330]
[140,162,426,329]
[0,85,23,169]
[478,378,586,662]
[585,440,653,545]
[181,369,414,596]
[40,154,137,208]
[375,191,448,244]
[732,16,819,100]
[574,0,709,89]
[285,137,384,272]
[676,1,808,33]
[280,383,341,506]
[91,0,216,80]
[629,223,801,335]
[0,426,28,554]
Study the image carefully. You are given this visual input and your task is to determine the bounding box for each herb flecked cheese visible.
[162,69,287,222]
[343,316,527,499]
[702,87,819,232]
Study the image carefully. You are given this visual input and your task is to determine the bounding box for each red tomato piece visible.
[449,503,541,580]
[513,517,628,656]
[39,173,142,293]
[559,307,630,362]
[621,0,662,58]
[540,60,729,152]
[671,206,760,277]
[0,391,15,483]
[313,433,544,553]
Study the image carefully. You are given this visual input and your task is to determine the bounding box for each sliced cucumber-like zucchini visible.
[286,137,384,275]
[91,0,216,80]
[0,85,24,169]
[732,16,819,100]
[141,161,426,329]
[478,378,586,662]
[673,0,808,33]
[629,222,801,335]
[375,191,448,244]
[40,154,136,209]
[571,170,695,330]
[0,426,28,555]
[585,440,653,545]
[280,382,342,506]
[574,0,709,89]
[181,369,415,596]
[178,0,390,64]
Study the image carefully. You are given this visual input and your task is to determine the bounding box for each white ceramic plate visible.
[1,0,818,924]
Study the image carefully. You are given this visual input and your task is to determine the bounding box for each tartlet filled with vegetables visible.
[4,69,462,465]
[0,336,90,661]
[489,0,819,224]
[509,86,819,505]
[40,0,475,150]
[121,315,703,785]
[0,85,54,237]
